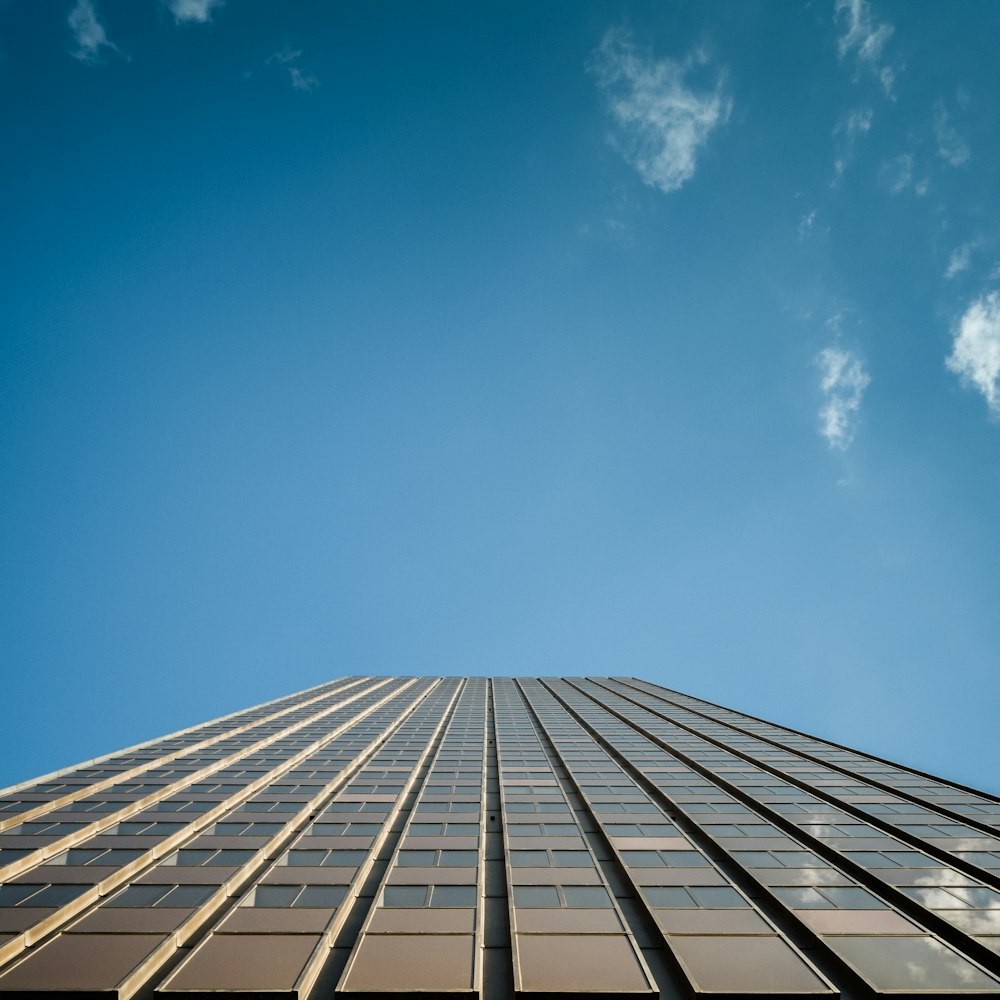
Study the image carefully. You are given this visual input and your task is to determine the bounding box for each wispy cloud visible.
[933,100,970,167]
[265,49,319,92]
[798,210,817,240]
[816,345,871,450]
[878,152,928,196]
[164,0,224,24]
[945,242,977,279]
[834,0,896,96]
[67,0,121,64]
[832,106,873,178]
[946,292,1000,414]
[589,27,731,195]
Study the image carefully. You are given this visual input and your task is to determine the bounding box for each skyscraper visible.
[1,675,999,997]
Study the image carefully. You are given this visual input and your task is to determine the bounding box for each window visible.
[309,822,383,836]
[153,801,215,813]
[324,802,391,815]
[620,850,710,868]
[208,822,283,837]
[165,849,256,867]
[65,801,121,813]
[408,823,479,837]
[731,851,823,869]
[248,884,347,908]
[106,884,216,908]
[604,823,679,837]
[283,849,367,867]
[242,801,300,813]
[382,885,477,908]
[511,885,612,908]
[702,824,781,838]
[48,848,145,867]
[414,801,479,814]
[107,821,186,837]
[7,822,86,837]
[505,802,570,814]
[508,823,579,837]
[395,850,477,867]
[642,886,750,909]
[0,883,88,907]
[771,885,886,909]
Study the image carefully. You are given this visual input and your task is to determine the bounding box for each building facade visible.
[1,675,999,997]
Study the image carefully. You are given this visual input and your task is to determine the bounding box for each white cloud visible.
[832,106,873,178]
[946,292,1000,414]
[289,67,318,93]
[164,0,224,24]
[933,100,970,167]
[887,151,912,192]
[590,27,731,195]
[945,242,976,280]
[879,152,928,196]
[816,346,871,450]
[265,49,319,92]
[799,210,817,239]
[834,0,896,96]
[67,0,120,64]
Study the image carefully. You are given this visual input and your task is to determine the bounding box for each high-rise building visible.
[1,676,999,997]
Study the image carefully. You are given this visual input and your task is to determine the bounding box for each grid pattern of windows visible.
[1,675,999,997]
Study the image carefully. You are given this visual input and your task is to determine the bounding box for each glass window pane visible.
[397,851,435,867]
[159,885,216,907]
[439,850,477,867]
[820,887,886,909]
[510,850,548,867]
[326,850,366,866]
[562,886,612,908]
[0,885,44,906]
[551,851,593,867]
[209,850,255,866]
[174,850,215,866]
[106,884,170,908]
[100,849,145,865]
[254,885,301,907]
[294,885,347,908]
[643,886,696,908]
[383,885,428,908]
[771,887,834,909]
[688,886,749,908]
[430,885,477,907]
[664,851,709,867]
[287,850,326,866]
[512,885,560,908]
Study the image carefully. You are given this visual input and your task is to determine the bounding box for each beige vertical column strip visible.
[0,677,410,970]
[473,679,490,1000]
[0,676,369,832]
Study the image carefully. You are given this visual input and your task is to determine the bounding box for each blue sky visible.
[2,0,999,792]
